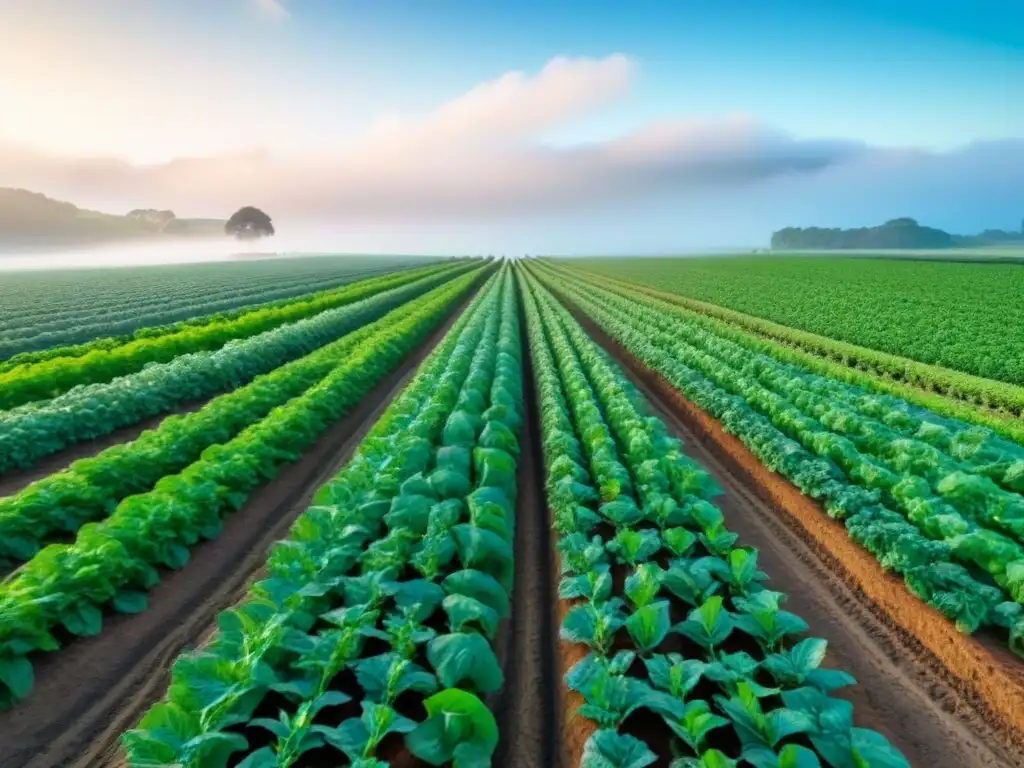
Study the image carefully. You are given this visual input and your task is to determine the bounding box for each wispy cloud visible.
[2,52,1015,228]
[254,0,290,22]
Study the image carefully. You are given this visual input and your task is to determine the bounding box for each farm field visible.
[0,254,447,360]
[568,256,1024,390]
[0,256,1023,768]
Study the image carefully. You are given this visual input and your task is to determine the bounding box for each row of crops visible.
[109,265,909,767]
[123,267,524,767]
[521,268,906,767]
[2,253,1021,765]
[531,261,1024,658]
[570,256,1024,391]
[0,262,479,473]
[0,266,486,709]
[0,261,466,410]
[0,255,447,360]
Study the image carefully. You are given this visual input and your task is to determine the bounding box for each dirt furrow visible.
[0,295,474,768]
[0,400,211,498]
[492,306,557,768]
[573,308,1024,768]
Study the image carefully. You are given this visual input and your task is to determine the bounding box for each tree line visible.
[771,217,1024,250]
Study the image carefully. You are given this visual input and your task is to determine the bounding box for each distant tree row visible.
[771,217,1024,250]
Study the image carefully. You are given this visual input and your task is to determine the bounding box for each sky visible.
[0,0,1021,253]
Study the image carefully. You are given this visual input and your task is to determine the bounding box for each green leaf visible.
[61,601,104,637]
[405,689,498,766]
[561,600,628,655]
[643,654,705,699]
[442,569,510,618]
[442,594,500,639]
[624,563,663,608]
[625,601,671,654]
[674,596,733,652]
[664,699,729,753]
[579,729,657,768]
[113,590,149,614]
[0,656,34,706]
[851,729,911,768]
[353,654,436,703]
[451,524,514,591]
[426,633,503,693]
[235,746,279,768]
[662,527,697,557]
[390,579,445,623]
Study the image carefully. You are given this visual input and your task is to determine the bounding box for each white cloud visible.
[254,0,290,21]
[0,52,987,226]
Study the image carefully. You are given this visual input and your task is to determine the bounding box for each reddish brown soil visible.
[553,548,594,768]
[491,309,557,768]
[574,309,1024,768]
[0,400,210,498]
[0,296,474,768]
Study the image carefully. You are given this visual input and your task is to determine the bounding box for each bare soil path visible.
[491,305,557,768]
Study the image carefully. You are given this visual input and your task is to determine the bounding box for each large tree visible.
[225,206,275,239]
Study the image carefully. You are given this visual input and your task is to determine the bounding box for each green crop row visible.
[528,262,1024,658]
[0,263,479,474]
[120,266,524,767]
[568,256,1024,391]
[0,267,483,569]
[565,267,1024,444]
[0,255,445,360]
[520,266,907,768]
[0,261,458,410]
[0,268,483,710]
[0,263,411,373]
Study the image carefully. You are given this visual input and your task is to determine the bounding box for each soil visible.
[491,307,557,768]
[572,308,1024,768]
[0,295,474,768]
[0,400,210,498]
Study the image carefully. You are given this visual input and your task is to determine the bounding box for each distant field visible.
[768,247,1024,264]
[0,254,443,358]
[570,255,1024,386]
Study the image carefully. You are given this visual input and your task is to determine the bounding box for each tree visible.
[225,206,275,239]
[127,209,176,231]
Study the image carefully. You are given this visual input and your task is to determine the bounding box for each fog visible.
[0,231,401,272]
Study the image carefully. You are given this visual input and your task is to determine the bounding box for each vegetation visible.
[0,266,476,473]
[0,187,224,247]
[561,269,1024,429]
[0,262,460,410]
[121,268,521,766]
[520,267,908,767]
[0,254,441,358]
[571,255,1024,388]
[0,269,483,709]
[0,253,1020,765]
[530,260,1024,656]
[770,216,1024,250]
[226,206,276,240]
[0,271,483,569]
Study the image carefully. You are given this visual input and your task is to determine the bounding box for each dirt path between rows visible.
[0,400,211,498]
[491,306,557,768]
[574,310,1024,768]
[0,295,474,768]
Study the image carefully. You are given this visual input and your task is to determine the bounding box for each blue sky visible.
[0,0,1021,252]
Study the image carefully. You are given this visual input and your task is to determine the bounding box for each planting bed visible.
[0,256,1021,767]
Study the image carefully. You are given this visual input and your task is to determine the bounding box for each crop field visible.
[1,255,1023,768]
[570,256,1024,390]
[0,254,444,360]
